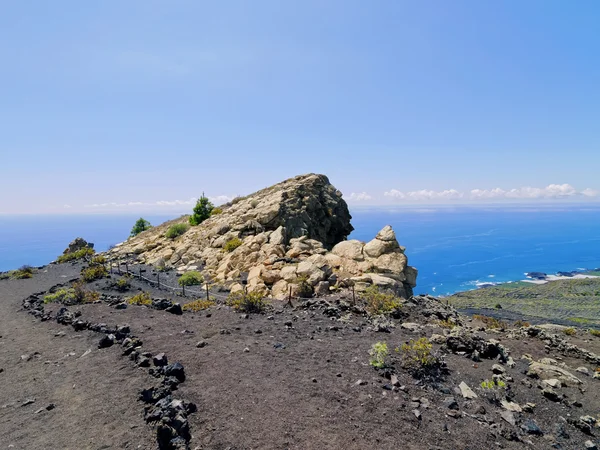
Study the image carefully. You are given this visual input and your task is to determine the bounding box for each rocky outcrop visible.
[63,237,94,254]
[108,174,417,298]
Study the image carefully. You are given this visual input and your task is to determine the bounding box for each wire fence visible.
[107,261,325,306]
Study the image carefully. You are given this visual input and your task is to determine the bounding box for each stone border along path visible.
[22,284,198,450]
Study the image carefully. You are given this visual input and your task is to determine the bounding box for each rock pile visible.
[108,174,418,298]
[62,237,94,255]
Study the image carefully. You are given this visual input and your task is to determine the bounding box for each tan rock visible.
[280,265,298,282]
[528,362,582,386]
[372,252,407,275]
[332,240,364,261]
[271,280,290,299]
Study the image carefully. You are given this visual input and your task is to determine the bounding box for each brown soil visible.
[2,263,599,449]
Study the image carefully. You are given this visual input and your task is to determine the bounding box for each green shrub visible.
[44,288,76,304]
[295,275,313,298]
[397,337,436,371]
[361,285,402,315]
[189,193,214,226]
[130,218,152,237]
[210,207,223,216]
[127,292,152,306]
[81,265,108,282]
[44,281,98,304]
[178,271,204,287]
[91,255,106,265]
[182,299,215,312]
[114,278,131,292]
[10,265,34,279]
[57,247,95,263]
[224,237,242,252]
[369,341,388,369]
[590,329,600,337]
[227,291,267,313]
[250,199,259,208]
[473,314,507,329]
[563,327,577,336]
[437,319,456,329]
[165,223,189,239]
[481,379,506,389]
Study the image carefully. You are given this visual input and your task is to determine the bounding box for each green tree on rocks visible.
[130,218,152,237]
[189,193,214,226]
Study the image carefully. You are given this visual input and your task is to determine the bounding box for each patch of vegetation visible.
[437,319,456,329]
[227,291,267,313]
[230,196,244,205]
[250,199,259,208]
[130,218,152,237]
[189,193,214,226]
[114,278,131,292]
[81,265,108,282]
[369,341,388,369]
[397,337,437,372]
[165,223,190,239]
[127,292,152,306]
[481,379,506,389]
[514,320,531,328]
[224,237,242,253]
[91,255,106,265]
[178,271,204,286]
[7,265,35,279]
[473,314,508,329]
[447,278,600,326]
[361,285,402,315]
[44,281,99,304]
[590,329,600,337]
[563,327,577,336]
[182,299,215,312]
[210,207,223,216]
[56,247,95,263]
[295,275,313,298]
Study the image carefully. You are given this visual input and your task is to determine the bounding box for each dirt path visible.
[0,265,155,450]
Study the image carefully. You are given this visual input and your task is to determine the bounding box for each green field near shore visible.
[447,278,600,326]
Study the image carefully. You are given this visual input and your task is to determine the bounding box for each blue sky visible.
[1,1,599,213]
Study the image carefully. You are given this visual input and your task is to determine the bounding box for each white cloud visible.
[582,188,599,197]
[84,195,233,209]
[347,192,372,201]
[384,189,463,200]
[63,204,72,209]
[385,184,599,202]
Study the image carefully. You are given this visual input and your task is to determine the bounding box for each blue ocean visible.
[2,205,599,296]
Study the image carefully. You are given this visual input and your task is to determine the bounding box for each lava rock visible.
[164,362,186,382]
[153,353,168,367]
[98,334,115,349]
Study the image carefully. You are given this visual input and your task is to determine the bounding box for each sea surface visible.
[1,205,599,296]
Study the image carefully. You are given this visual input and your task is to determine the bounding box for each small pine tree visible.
[130,218,152,237]
[189,193,214,226]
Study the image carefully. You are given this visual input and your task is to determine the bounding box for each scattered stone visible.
[501,400,522,412]
[137,356,151,367]
[542,378,562,389]
[354,380,367,386]
[153,353,168,367]
[21,398,35,407]
[459,381,478,399]
[523,403,536,413]
[273,343,286,349]
[528,362,582,386]
[443,397,459,410]
[492,364,505,374]
[584,440,598,450]
[500,410,516,426]
[164,362,186,382]
[243,347,250,353]
[165,303,183,315]
[413,409,422,420]
[196,340,208,348]
[401,322,420,332]
[542,387,561,402]
[98,334,115,349]
[576,367,591,376]
[390,374,400,387]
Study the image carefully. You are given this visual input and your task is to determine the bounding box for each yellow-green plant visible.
[473,314,508,329]
[57,247,95,263]
[210,207,223,216]
[81,265,108,282]
[369,342,388,369]
[127,292,152,306]
[178,271,204,286]
[437,319,456,329]
[224,237,242,253]
[182,299,215,312]
[44,288,76,304]
[590,329,600,337]
[227,291,267,313]
[361,285,402,315]
[398,337,436,370]
[514,320,531,328]
[481,379,506,389]
[563,327,576,336]
[91,255,106,265]
[165,223,189,239]
[8,265,34,279]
